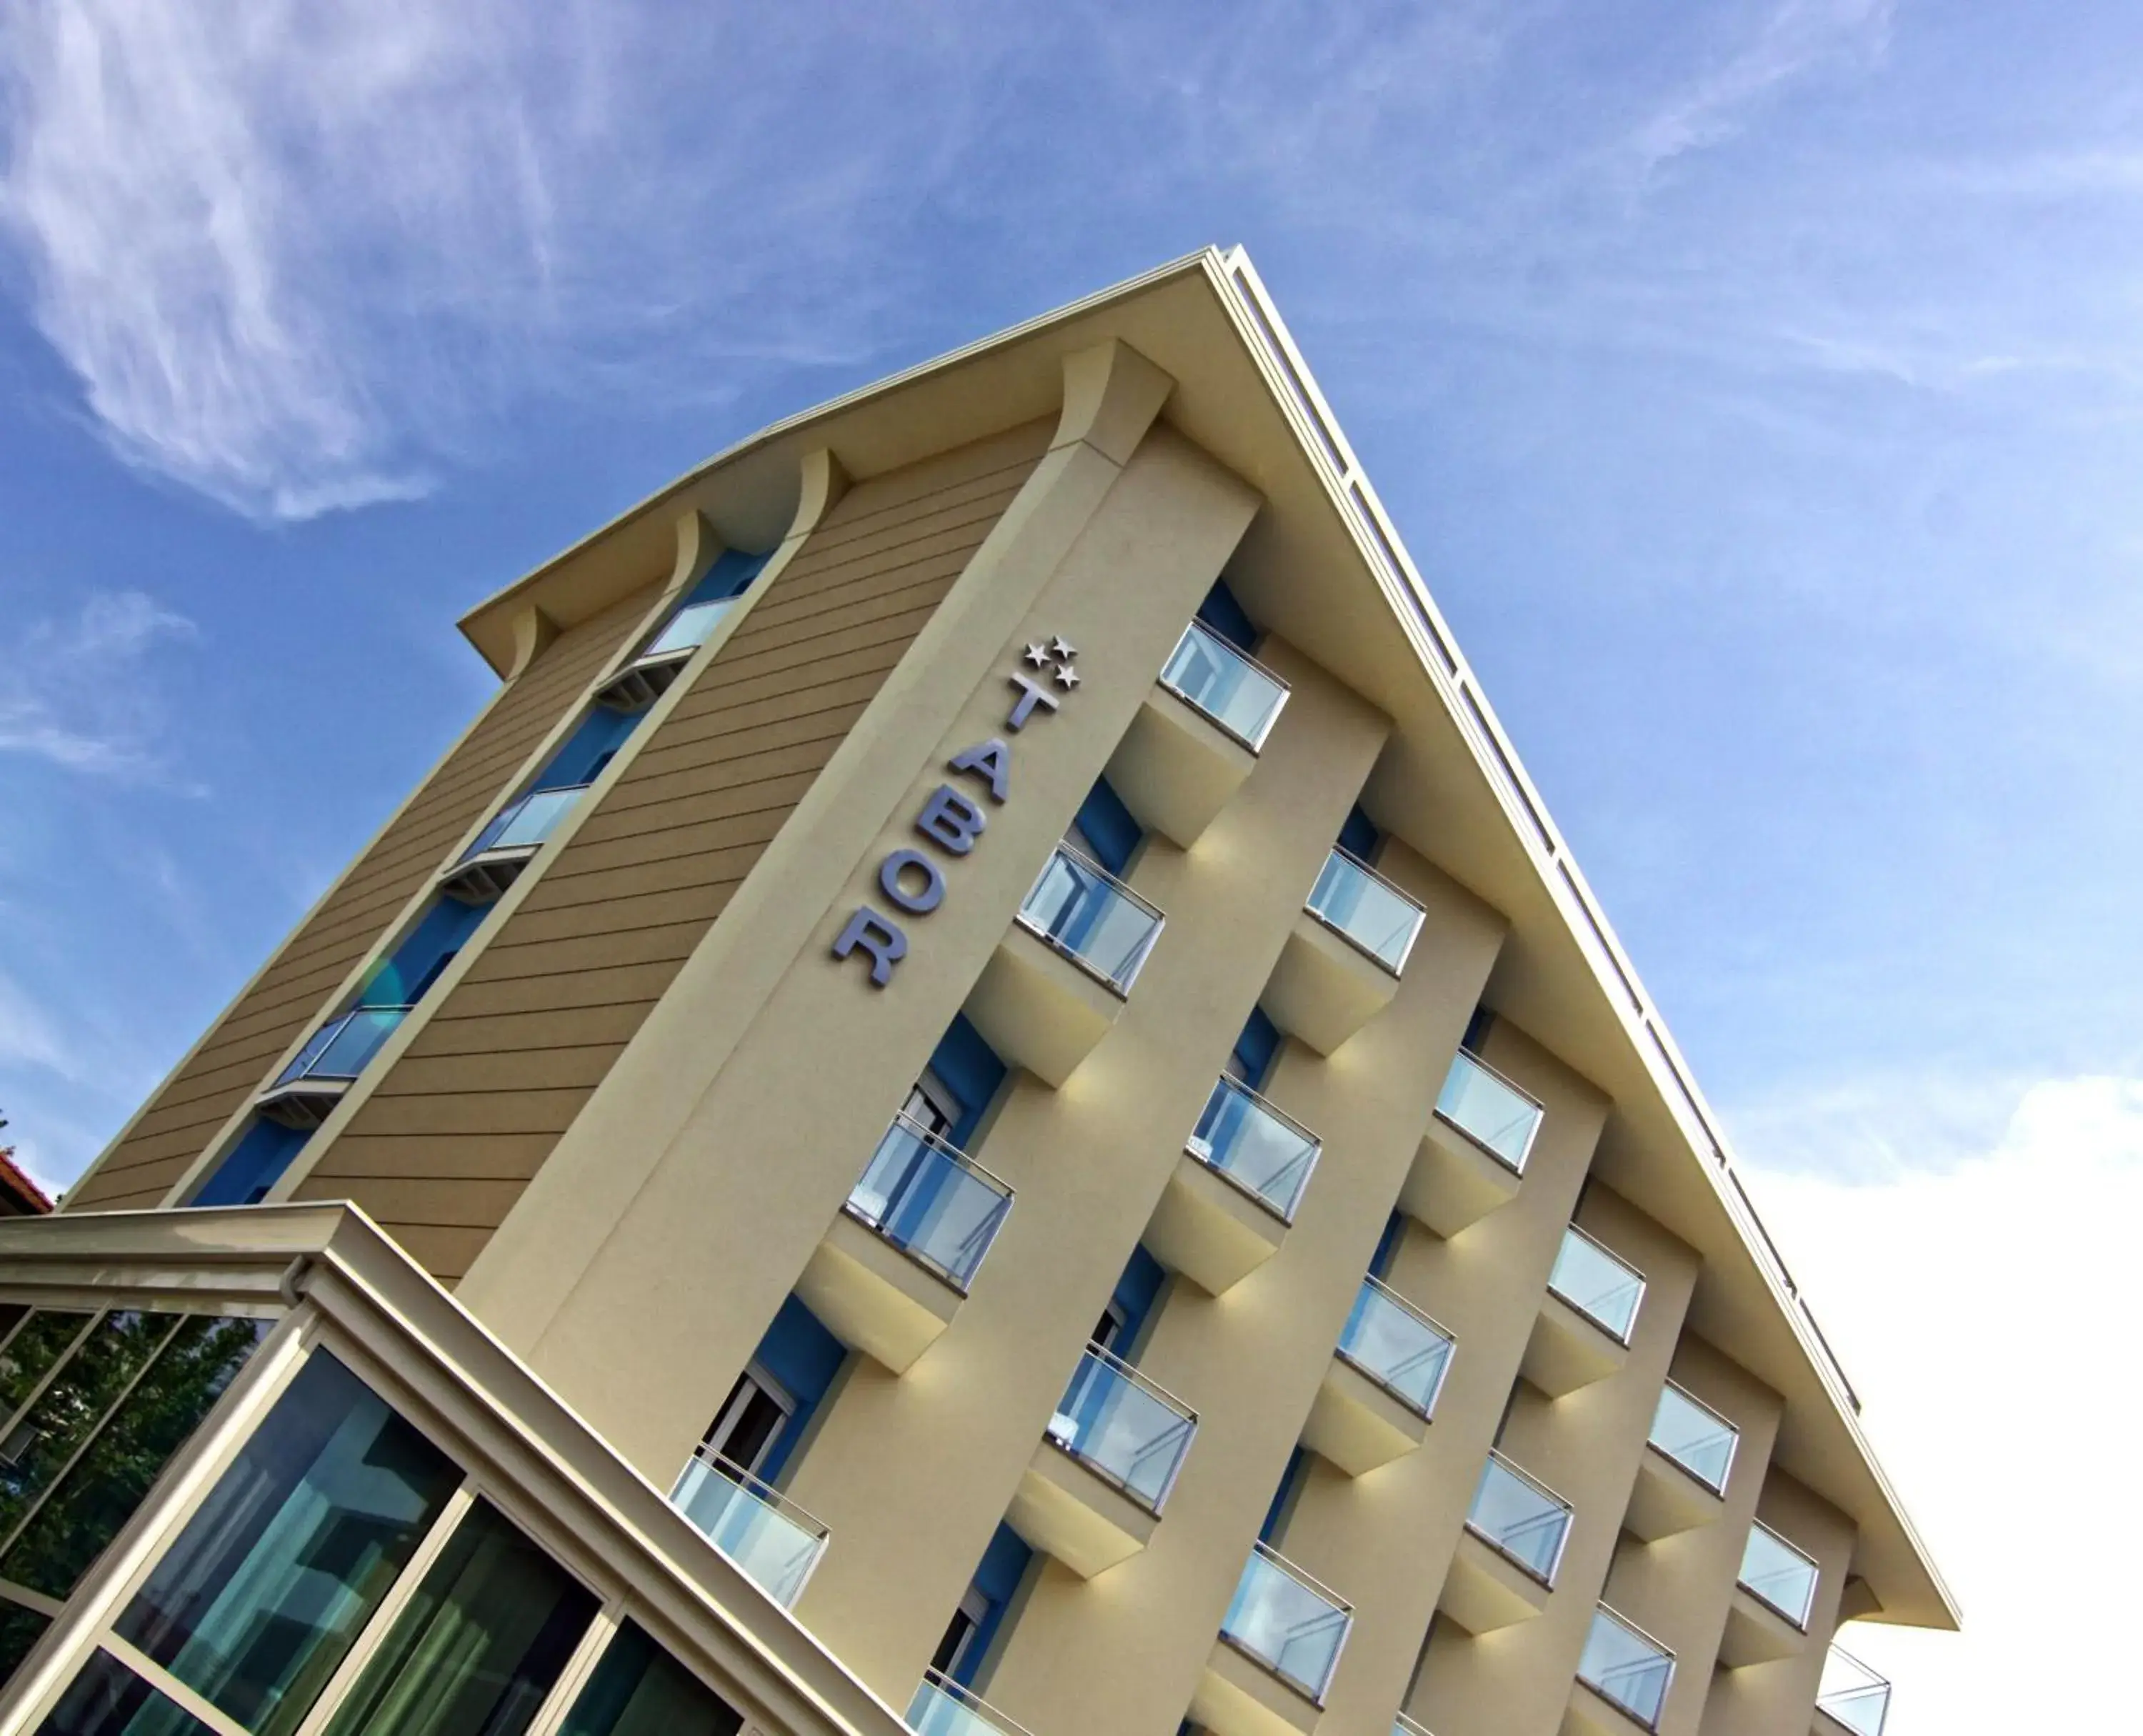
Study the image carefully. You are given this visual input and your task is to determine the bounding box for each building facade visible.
[0,249,1952,1736]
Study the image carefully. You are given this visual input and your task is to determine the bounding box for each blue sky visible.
[0,1,2133,1721]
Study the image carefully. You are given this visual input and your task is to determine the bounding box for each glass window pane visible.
[0,1313,94,1414]
[33,1648,218,1736]
[323,1498,597,1736]
[0,1313,176,1538]
[0,1597,51,1692]
[559,1621,741,1736]
[115,1352,463,1736]
[3,1317,269,1599]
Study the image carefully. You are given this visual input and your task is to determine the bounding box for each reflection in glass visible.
[1464,1453,1572,1583]
[1647,1384,1737,1494]
[1577,1607,1673,1729]
[323,1500,596,1736]
[272,1009,412,1089]
[846,1116,1012,1292]
[3,1317,269,1598]
[906,1671,1032,1736]
[1187,1077,1320,1221]
[1158,621,1289,750]
[1547,1227,1644,1342]
[0,1601,50,1694]
[0,1313,172,1537]
[1017,847,1164,992]
[1434,1052,1543,1173]
[1046,1347,1197,1513]
[641,599,735,664]
[1815,1647,1892,1736]
[116,1352,463,1736]
[461,786,588,864]
[670,1454,829,1610]
[1336,1279,1454,1418]
[1737,1522,1819,1628]
[0,1312,93,1415]
[560,1620,742,1736]
[31,1647,219,1736]
[1219,1544,1352,1704]
[1304,849,1424,973]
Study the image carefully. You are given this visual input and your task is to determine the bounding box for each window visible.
[931,1587,991,1681]
[320,1499,596,1736]
[559,1621,742,1736]
[699,1365,794,1477]
[901,1071,963,1142]
[0,1310,268,1699]
[114,1351,462,1736]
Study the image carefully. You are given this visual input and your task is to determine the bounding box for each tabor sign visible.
[832,638,1081,988]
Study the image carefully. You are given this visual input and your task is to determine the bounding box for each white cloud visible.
[0,590,198,779]
[1744,1075,2143,1731]
[1628,0,1896,175]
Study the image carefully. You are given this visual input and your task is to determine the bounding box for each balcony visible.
[594,597,738,709]
[1394,1718,1434,1736]
[1439,1452,1572,1634]
[1813,1647,1891,1736]
[1720,1522,1817,1666]
[906,1672,1034,1736]
[1627,1382,1737,1540]
[796,1113,1014,1374]
[254,1005,412,1128]
[1194,1543,1354,1736]
[1304,1277,1455,1475]
[1264,849,1425,1055]
[964,844,1164,1086]
[1521,1226,1645,1397]
[1146,1077,1321,1295]
[437,782,589,901]
[1569,1606,1674,1735]
[1105,622,1290,847]
[1011,1344,1196,1577]
[1401,1049,1541,1237]
[669,1449,829,1610]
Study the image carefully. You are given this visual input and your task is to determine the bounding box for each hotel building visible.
[0,249,1952,1736]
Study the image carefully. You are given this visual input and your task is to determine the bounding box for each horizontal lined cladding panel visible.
[65,587,660,1212]
[296,416,1056,1274]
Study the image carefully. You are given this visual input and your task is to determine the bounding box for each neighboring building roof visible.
[458,246,1958,1630]
[0,1148,53,1217]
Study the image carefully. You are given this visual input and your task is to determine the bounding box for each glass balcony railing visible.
[906,1672,1034,1736]
[846,1113,1014,1292]
[1394,1717,1434,1736]
[1547,1225,1646,1344]
[1017,844,1166,992]
[639,597,736,664]
[1465,1451,1573,1585]
[1737,1520,1819,1628]
[1045,1344,1197,1514]
[1186,1076,1322,1222]
[1158,619,1291,752]
[1337,1277,1456,1420]
[1304,847,1425,974]
[1220,1542,1354,1705]
[1434,1049,1544,1174]
[271,1006,412,1089]
[1814,1647,1892,1736]
[1577,1606,1674,1730]
[669,1450,829,1609]
[1647,1382,1738,1494]
[460,782,589,862]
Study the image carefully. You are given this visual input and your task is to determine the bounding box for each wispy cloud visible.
[0,1,1049,523]
[0,591,198,779]
[1627,0,1895,175]
[0,967,84,1083]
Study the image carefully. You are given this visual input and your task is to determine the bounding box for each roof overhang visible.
[0,1204,912,1736]
[455,247,1957,1630]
